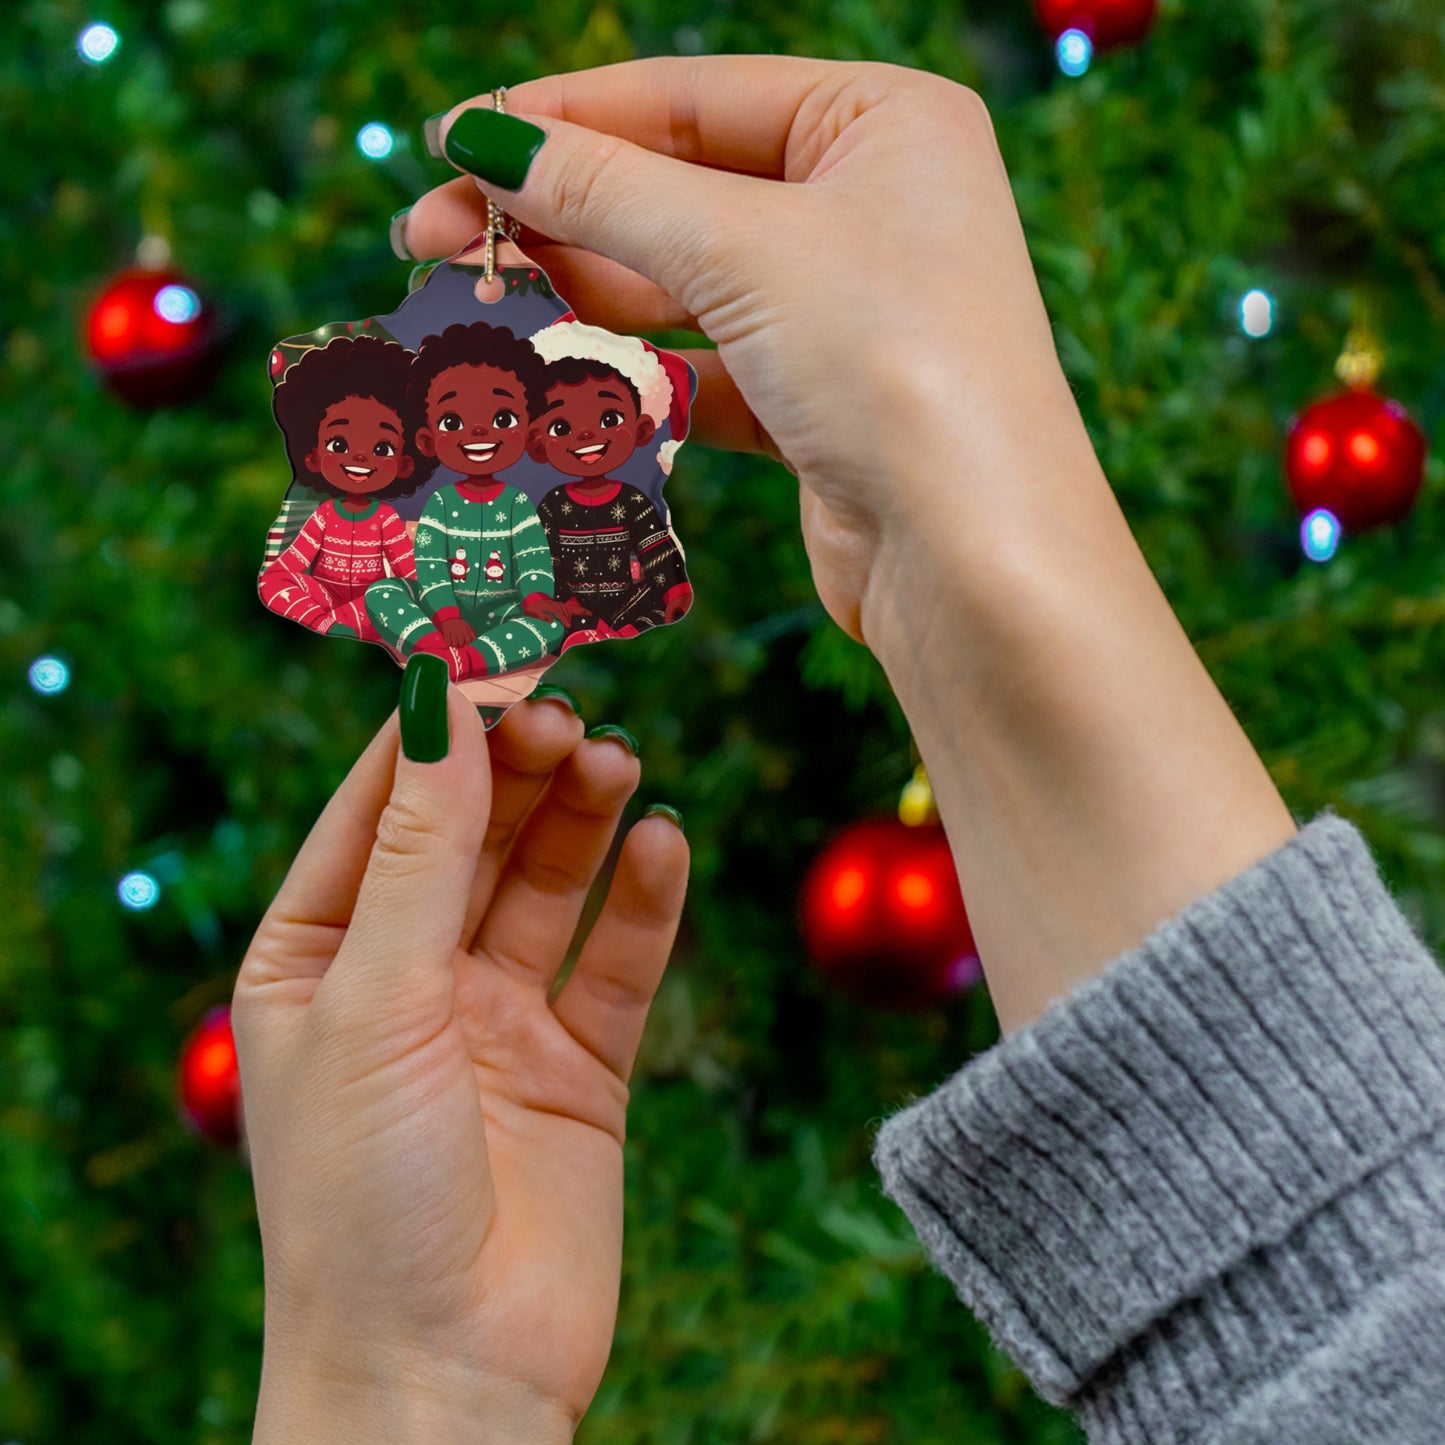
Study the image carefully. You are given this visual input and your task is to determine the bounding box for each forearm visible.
[859,378,1295,1034]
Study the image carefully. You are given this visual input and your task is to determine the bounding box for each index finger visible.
[490,55,859,180]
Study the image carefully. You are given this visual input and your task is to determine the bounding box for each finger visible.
[471,734,642,991]
[550,812,689,1083]
[323,681,492,1024]
[682,349,785,460]
[460,691,587,949]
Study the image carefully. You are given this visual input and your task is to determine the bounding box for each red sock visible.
[412,630,486,682]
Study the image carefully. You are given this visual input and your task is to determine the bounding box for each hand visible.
[522,591,578,627]
[233,691,688,1442]
[405,57,1093,645]
[440,615,478,648]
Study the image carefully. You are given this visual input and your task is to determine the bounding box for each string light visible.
[118,871,161,911]
[1239,289,1274,338]
[1057,29,1093,76]
[356,122,395,160]
[153,284,201,324]
[28,657,70,695]
[78,22,120,64]
[1301,508,1341,563]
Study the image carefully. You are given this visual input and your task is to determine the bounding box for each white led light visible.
[1057,29,1093,77]
[1240,288,1275,338]
[1301,508,1341,563]
[118,871,161,910]
[28,657,70,695]
[78,22,120,64]
[357,122,395,160]
[154,284,201,324]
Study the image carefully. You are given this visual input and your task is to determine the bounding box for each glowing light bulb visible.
[1301,508,1341,563]
[356,122,395,160]
[28,657,70,695]
[118,871,161,910]
[153,284,201,324]
[1057,29,1093,77]
[1240,289,1274,338]
[78,22,119,64]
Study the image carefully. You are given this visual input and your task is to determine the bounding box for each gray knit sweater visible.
[871,813,1445,1442]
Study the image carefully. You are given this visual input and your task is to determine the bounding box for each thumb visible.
[437,103,758,319]
[325,655,491,1024]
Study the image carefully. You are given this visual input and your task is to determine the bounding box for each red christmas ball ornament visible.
[178,1005,242,1147]
[1285,388,1426,533]
[1034,0,1157,49]
[85,267,221,406]
[800,818,981,1010]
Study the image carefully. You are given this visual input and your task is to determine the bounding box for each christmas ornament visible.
[178,1006,242,1147]
[85,266,221,406]
[259,93,695,726]
[1284,333,1427,533]
[800,811,980,1012]
[1033,0,1156,50]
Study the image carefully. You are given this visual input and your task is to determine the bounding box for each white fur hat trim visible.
[529,320,673,425]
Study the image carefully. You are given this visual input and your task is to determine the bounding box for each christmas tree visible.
[4,1,1445,1441]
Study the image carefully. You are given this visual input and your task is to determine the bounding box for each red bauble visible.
[1284,388,1427,532]
[178,1006,242,1147]
[800,818,981,1011]
[1034,0,1157,48]
[85,267,221,406]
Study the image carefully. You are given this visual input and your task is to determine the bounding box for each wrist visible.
[254,1344,575,1445]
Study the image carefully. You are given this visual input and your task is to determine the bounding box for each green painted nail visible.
[388,207,412,261]
[644,803,684,834]
[423,112,446,160]
[530,683,581,716]
[400,653,450,763]
[586,723,639,756]
[443,107,546,191]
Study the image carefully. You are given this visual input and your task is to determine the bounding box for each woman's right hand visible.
[402,58,1102,646]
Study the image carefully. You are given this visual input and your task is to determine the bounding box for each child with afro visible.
[260,335,433,642]
[527,321,692,649]
[364,322,571,681]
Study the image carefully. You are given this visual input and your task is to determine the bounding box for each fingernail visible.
[530,683,581,716]
[400,653,450,762]
[585,723,639,756]
[644,803,684,834]
[389,207,413,261]
[423,112,446,160]
[443,107,546,191]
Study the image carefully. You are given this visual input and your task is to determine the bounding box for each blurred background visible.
[5,0,1445,1440]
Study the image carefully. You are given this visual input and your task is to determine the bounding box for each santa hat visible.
[531,314,691,442]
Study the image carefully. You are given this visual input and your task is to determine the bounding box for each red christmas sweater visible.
[266,497,415,596]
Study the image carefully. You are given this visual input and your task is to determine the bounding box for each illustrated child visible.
[259,335,432,643]
[364,322,570,681]
[527,321,693,650]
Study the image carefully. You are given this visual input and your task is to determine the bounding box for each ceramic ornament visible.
[258,230,695,724]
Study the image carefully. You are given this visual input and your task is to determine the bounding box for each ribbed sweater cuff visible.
[871,813,1445,1417]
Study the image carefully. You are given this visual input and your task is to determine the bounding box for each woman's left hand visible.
[233,685,688,1444]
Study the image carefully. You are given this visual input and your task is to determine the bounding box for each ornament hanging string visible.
[484,88,522,285]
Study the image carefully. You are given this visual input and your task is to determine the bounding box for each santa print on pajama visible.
[362,321,572,683]
[525,343,693,651]
[259,334,433,646]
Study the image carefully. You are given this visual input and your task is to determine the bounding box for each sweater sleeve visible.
[870,812,1445,1443]
[510,493,556,599]
[413,492,459,623]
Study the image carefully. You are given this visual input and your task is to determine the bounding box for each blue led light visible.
[78,22,120,63]
[118,871,161,911]
[1301,508,1341,563]
[154,284,201,324]
[1057,28,1093,77]
[28,657,70,695]
[356,122,395,160]
[1240,288,1274,338]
